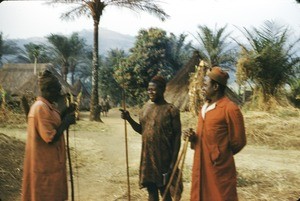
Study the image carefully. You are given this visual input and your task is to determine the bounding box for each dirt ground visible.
[1,108,300,201]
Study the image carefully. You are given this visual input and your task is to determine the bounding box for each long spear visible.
[122,87,131,201]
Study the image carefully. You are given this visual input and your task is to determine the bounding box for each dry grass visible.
[0,133,24,201]
[243,106,300,149]
[0,106,299,200]
[0,109,27,129]
[237,169,300,201]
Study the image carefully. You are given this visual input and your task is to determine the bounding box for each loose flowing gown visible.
[139,101,181,188]
[22,97,68,201]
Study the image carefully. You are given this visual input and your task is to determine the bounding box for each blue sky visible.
[0,0,300,40]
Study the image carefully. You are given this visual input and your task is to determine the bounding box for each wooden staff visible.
[174,138,189,200]
[66,128,75,201]
[122,88,131,201]
[65,94,75,201]
[162,138,189,201]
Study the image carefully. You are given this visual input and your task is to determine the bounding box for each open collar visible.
[201,96,228,119]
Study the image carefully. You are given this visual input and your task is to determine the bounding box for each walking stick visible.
[122,88,131,201]
[162,138,189,201]
[64,95,75,201]
[65,93,76,201]
[66,128,75,201]
[174,139,189,200]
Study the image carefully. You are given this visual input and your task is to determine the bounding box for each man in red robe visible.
[184,67,246,201]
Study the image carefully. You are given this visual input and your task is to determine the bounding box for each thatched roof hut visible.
[0,63,90,109]
[165,51,242,112]
[0,63,73,95]
[165,51,201,111]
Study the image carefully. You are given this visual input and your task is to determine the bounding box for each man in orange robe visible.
[184,67,246,201]
[22,70,76,201]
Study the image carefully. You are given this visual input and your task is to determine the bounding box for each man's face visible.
[147,82,163,103]
[202,76,216,101]
[44,85,62,103]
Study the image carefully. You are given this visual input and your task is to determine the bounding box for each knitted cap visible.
[207,67,229,86]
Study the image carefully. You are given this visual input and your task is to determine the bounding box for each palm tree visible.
[194,25,237,70]
[17,42,51,75]
[47,32,85,82]
[68,33,86,85]
[17,43,50,63]
[167,33,193,72]
[0,32,19,66]
[47,34,72,81]
[235,21,300,108]
[50,0,169,121]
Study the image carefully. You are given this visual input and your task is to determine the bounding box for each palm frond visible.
[107,0,169,21]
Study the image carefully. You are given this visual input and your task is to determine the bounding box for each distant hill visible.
[8,28,135,55]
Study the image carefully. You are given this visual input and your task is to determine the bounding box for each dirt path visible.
[48,108,300,201]
[71,109,146,200]
[1,108,300,200]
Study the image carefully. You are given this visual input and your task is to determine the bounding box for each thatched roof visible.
[0,63,91,109]
[0,63,75,96]
[165,51,242,112]
[165,51,201,111]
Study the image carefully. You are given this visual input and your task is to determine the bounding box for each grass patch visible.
[237,168,300,200]
[243,109,300,149]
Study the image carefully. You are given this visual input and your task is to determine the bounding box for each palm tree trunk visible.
[70,64,75,85]
[90,19,101,121]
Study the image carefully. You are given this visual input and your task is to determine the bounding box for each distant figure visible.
[184,67,246,201]
[103,99,111,117]
[99,97,111,117]
[120,76,182,201]
[21,69,76,201]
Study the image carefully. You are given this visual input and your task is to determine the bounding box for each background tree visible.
[114,28,173,105]
[194,25,237,70]
[0,32,19,66]
[47,34,72,81]
[46,32,86,82]
[236,21,300,109]
[99,49,126,106]
[51,0,168,121]
[16,43,50,64]
[166,33,193,72]
[68,33,86,85]
[75,50,93,91]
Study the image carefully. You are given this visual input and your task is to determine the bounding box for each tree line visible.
[1,0,300,121]
[1,21,299,112]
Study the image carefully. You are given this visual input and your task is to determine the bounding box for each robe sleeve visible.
[226,103,246,155]
[170,106,182,168]
[35,103,59,143]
